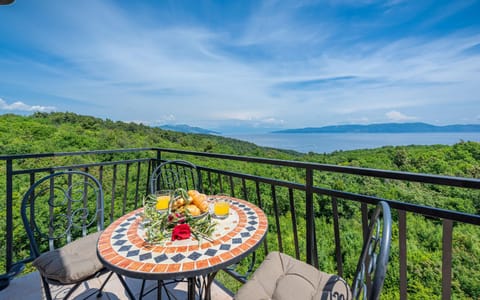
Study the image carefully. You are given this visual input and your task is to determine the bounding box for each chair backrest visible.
[21,171,104,258]
[351,201,392,300]
[149,160,201,194]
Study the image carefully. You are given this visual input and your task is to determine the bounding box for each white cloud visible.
[261,118,285,125]
[128,120,152,125]
[0,2,479,130]
[385,110,416,122]
[0,98,56,112]
[157,114,177,125]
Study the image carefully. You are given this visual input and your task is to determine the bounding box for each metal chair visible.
[149,159,202,194]
[234,201,392,300]
[20,171,117,299]
[351,201,392,299]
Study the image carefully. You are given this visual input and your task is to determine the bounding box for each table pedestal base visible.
[135,272,218,300]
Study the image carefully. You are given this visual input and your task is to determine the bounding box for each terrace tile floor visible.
[0,271,234,300]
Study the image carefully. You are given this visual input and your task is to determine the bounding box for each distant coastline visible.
[158,122,480,136]
[271,122,480,134]
[159,124,220,135]
[228,132,480,154]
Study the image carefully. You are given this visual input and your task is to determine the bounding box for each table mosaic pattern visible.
[97,197,268,280]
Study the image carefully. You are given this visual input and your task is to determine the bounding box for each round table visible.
[97,196,268,299]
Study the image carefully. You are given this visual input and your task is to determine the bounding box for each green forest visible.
[1,112,479,299]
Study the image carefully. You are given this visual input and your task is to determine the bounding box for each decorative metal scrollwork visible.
[156,169,181,191]
[353,217,383,299]
[150,160,200,194]
[25,173,102,250]
[351,201,392,300]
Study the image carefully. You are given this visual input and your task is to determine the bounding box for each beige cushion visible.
[234,251,352,300]
[33,231,104,284]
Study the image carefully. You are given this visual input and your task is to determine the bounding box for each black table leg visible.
[157,280,163,300]
[188,277,196,300]
[204,272,218,300]
[116,273,136,299]
[186,272,219,300]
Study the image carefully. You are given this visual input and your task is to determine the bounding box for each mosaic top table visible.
[97,196,268,300]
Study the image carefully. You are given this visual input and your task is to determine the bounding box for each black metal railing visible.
[1,147,479,298]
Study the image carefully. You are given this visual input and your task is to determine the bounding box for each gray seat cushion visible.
[32,231,104,284]
[235,251,352,300]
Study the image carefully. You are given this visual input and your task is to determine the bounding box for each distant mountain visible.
[159,124,220,135]
[272,122,480,134]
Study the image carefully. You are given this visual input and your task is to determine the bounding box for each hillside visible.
[159,124,220,135]
[1,112,480,299]
[1,113,480,178]
[0,112,296,159]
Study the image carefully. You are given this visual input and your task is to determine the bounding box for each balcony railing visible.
[1,147,479,298]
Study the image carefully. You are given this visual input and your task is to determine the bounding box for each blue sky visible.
[1,0,479,133]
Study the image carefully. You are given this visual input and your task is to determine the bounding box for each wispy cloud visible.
[275,76,358,91]
[0,98,56,113]
[386,110,416,122]
[0,1,479,131]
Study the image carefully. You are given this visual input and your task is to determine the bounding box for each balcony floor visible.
[0,271,234,300]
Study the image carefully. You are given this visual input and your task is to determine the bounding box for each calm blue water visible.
[226,133,480,154]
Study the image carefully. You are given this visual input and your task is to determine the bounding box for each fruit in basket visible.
[171,197,186,211]
[168,189,209,217]
[187,189,200,199]
[185,204,201,216]
[188,190,209,213]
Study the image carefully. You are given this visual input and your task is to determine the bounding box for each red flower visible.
[171,223,191,241]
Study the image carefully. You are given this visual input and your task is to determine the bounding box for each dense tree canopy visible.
[1,112,479,299]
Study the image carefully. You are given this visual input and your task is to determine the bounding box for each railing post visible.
[442,219,453,300]
[305,167,317,267]
[146,149,162,195]
[5,159,13,275]
[399,209,408,300]
[156,149,162,164]
[332,196,343,277]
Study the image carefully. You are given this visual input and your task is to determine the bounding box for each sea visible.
[226,132,480,154]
